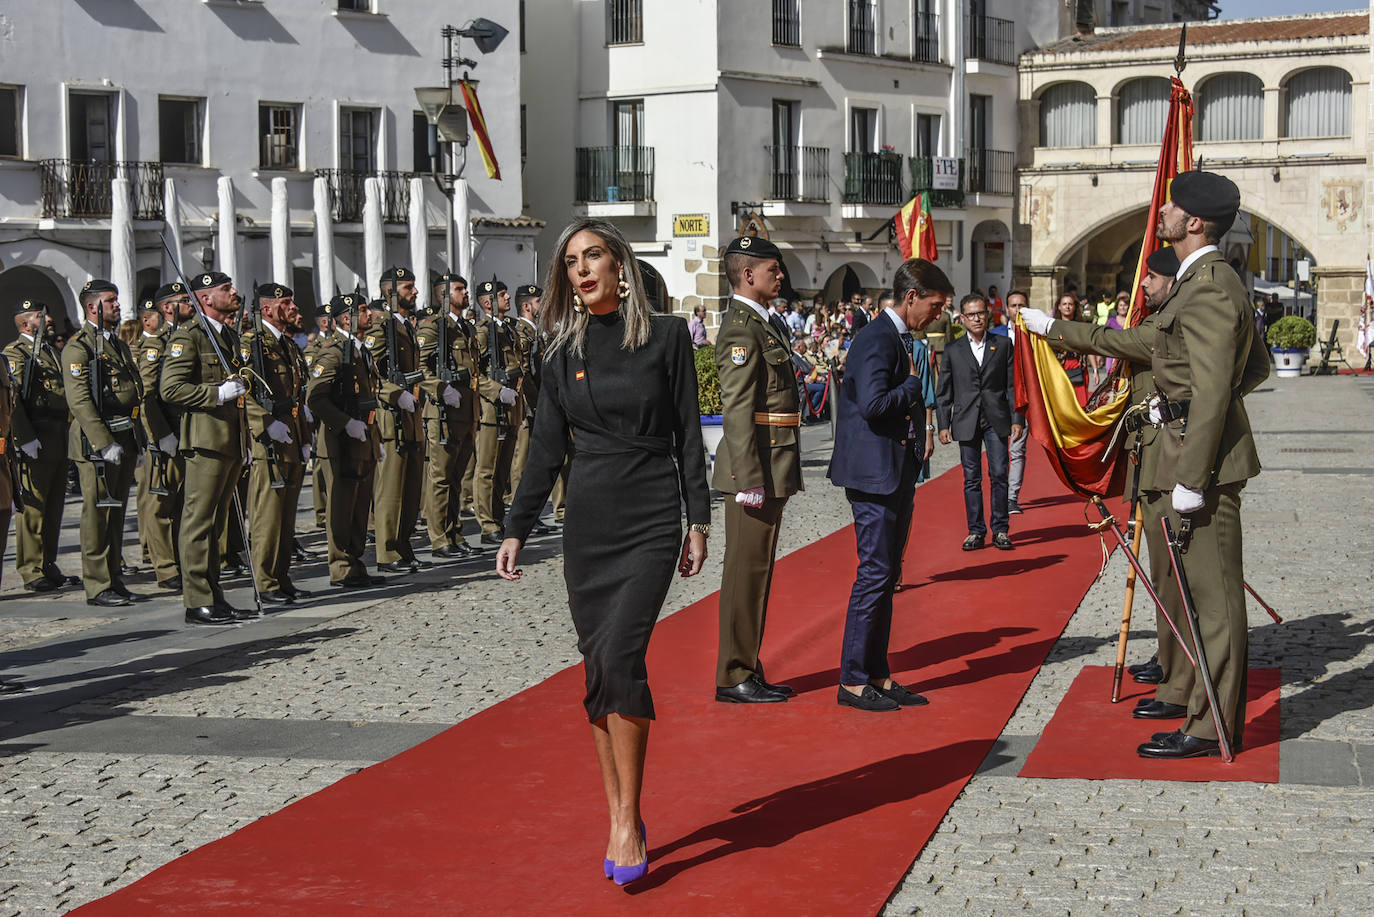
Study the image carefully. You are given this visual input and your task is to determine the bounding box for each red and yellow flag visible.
[1014,75,1194,498]
[894,193,937,261]
[460,80,501,180]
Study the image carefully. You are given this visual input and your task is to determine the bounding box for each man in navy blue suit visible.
[936,293,1024,552]
[828,259,953,712]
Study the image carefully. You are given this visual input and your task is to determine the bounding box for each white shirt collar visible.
[262,321,285,340]
[732,294,769,323]
[21,332,35,344]
[202,314,225,334]
[85,321,113,341]
[1176,244,1220,280]
[883,306,907,336]
[518,316,538,331]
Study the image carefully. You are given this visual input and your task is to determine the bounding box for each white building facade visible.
[0,0,531,340]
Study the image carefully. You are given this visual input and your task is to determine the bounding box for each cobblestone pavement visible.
[2,377,1372,915]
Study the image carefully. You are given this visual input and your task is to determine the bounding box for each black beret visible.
[12,299,46,316]
[256,283,294,300]
[432,272,467,288]
[1169,170,1240,223]
[383,266,416,283]
[723,235,782,261]
[1145,246,1181,276]
[81,279,118,296]
[369,298,387,312]
[323,293,363,316]
[476,280,504,297]
[153,282,187,303]
[190,271,232,291]
[515,284,541,300]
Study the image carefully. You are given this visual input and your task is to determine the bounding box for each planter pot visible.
[700,414,724,468]
[1271,347,1308,379]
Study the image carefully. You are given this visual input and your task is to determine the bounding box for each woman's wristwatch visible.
[689,523,711,537]
[926,424,936,431]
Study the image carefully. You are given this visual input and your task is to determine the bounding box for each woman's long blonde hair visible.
[541,219,652,357]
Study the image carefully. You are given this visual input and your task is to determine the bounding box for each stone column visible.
[1028,264,1066,310]
[1312,266,1364,357]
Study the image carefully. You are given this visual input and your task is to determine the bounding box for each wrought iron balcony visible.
[966,14,1015,66]
[909,156,964,208]
[842,151,903,207]
[846,0,876,54]
[38,159,164,220]
[765,145,829,202]
[314,169,414,223]
[913,11,940,63]
[965,148,1015,196]
[575,146,655,203]
[606,0,642,44]
[772,0,800,47]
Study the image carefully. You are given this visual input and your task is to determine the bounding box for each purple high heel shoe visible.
[604,821,647,882]
[612,822,649,887]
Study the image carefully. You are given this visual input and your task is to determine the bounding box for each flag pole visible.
[1110,502,1145,702]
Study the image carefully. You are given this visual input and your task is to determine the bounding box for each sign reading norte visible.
[672,214,711,237]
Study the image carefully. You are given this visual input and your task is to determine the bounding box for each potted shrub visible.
[1266,315,1316,378]
[694,345,725,466]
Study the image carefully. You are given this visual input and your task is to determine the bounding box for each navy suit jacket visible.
[827,314,926,495]
[935,333,1022,441]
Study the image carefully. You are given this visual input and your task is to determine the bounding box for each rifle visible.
[12,304,47,505]
[485,285,522,438]
[338,290,378,425]
[382,287,424,451]
[247,281,286,491]
[85,311,128,508]
[158,232,264,616]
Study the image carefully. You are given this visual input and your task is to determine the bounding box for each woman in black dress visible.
[496,219,711,886]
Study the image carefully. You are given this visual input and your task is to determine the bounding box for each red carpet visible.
[74,449,1108,916]
[1019,665,1280,782]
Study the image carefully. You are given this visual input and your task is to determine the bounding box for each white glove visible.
[442,385,463,408]
[135,450,146,468]
[377,443,387,462]
[498,387,517,406]
[1147,400,1163,425]
[19,439,39,460]
[301,444,312,463]
[344,418,367,441]
[1171,483,1205,514]
[396,391,417,412]
[266,419,292,443]
[158,433,177,456]
[303,405,314,423]
[735,486,766,508]
[100,443,124,464]
[1019,308,1053,336]
[217,379,247,404]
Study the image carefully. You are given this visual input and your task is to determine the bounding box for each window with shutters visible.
[607,0,643,45]
[0,86,20,159]
[159,97,204,165]
[259,103,301,170]
[339,107,378,173]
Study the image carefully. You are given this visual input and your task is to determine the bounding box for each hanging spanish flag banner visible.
[1013,72,1194,498]
[460,80,501,180]
[894,192,938,261]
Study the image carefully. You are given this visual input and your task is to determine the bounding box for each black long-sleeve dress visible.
[505,312,711,721]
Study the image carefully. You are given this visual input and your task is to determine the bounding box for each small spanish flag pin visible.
[575,369,585,381]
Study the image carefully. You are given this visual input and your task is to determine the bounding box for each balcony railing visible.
[846,0,876,54]
[966,148,1015,196]
[575,146,655,203]
[913,11,940,63]
[607,0,642,45]
[772,0,800,46]
[842,151,903,206]
[314,169,413,223]
[39,159,165,220]
[966,14,1015,66]
[909,156,964,208]
[765,145,829,202]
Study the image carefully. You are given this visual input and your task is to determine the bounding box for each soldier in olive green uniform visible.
[241,283,312,604]
[304,316,332,529]
[712,237,804,703]
[4,300,79,593]
[472,280,524,544]
[134,285,191,590]
[306,294,386,587]
[1025,171,1270,758]
[417,273,483,558]
[160,271,252,625]
[63,280,146,607]
[366,267,429,573]
[0,336,15,589]
[506,284,540,501]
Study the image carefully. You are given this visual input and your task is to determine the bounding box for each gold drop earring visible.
[572,293,586,313]
[616,268,630,302]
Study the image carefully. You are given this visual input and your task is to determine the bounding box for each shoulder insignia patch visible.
[5,357,13,373]
[70,363,83,377]
[312,365,324,378]
[731,346,747,366]
[365,337,378,348]
[169,343,184,358]
[241,347,251,362]
[417,336,428,347]
[145,348,158,362]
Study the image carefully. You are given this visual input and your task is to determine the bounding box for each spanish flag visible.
[894,192,937,261]
[460,80,501,180]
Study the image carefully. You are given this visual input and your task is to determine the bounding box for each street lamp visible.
[415,17,507,277]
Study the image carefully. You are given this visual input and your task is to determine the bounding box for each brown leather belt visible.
[754,411,801,427]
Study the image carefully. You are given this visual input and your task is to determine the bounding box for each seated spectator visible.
[793,336,831,421]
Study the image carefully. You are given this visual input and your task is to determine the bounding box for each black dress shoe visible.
[0,679,30,695]
[43,570,82,588]
[333,574,387,588]
[837,685,900,712]
[1135,696,1156,708]
[291,544,320,561]
[410,558,434,570]
[87,589,133,608]
[23,578,58,594]
[158,575,183,592]
[1132,700,1187,720]
[760,679,794,697]
[530,522,556,535]
[962,534,985,551]
[185,605,235,625]
[283,587,313,600]
[874,681,929,706]
[121,562,142,577]
[1136,730,1223,759]
[376,561,416,574]
[1128,655,1159,675]
[1132,663,1164,684]
[113,585,136,600]
[431,544,464,559]
[715,675,787,704]
[260,590,294,605]
[480,532,504,546]
[232,606,263,620]
[992,532,1013,551]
